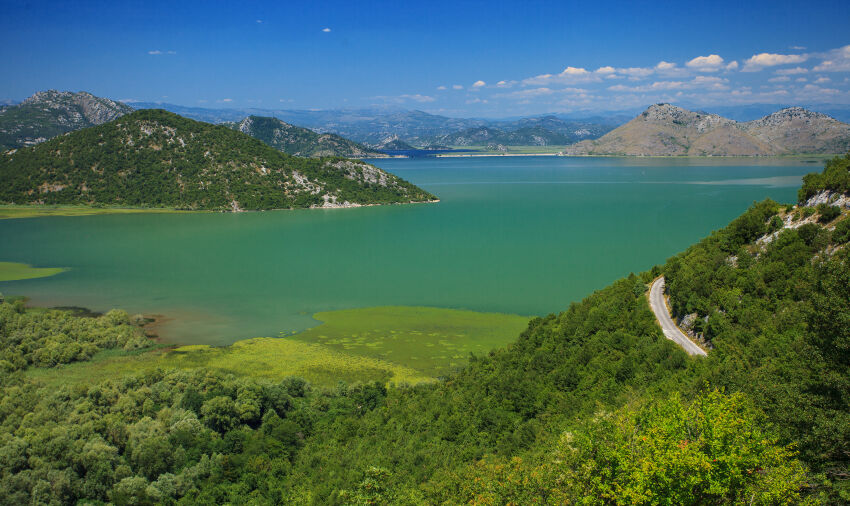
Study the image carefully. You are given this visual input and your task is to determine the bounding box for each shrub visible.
[817,203,841,223]
[833,219,850,244]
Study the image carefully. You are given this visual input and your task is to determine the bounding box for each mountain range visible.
[0,109,435,211]
[128,102,619,147]
[564,104,850,156]
[0,90,132,150]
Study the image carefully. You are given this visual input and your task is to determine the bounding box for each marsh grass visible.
[0,205,190,220]
[289,306,531,377]
[25,306,529,388]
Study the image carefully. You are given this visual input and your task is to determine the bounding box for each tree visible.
[556,390,811,505]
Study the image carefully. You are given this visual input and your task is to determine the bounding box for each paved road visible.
[648,277,707,357]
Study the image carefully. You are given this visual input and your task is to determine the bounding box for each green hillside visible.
[224,115,385,158]
[1,156,848,503]
[0,109,436,211]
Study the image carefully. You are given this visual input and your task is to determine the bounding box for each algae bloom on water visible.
[0,261,66,282]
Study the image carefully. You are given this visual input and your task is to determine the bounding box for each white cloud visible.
[436,85,447,90]
[775,67,808,75]
[768,76,790,83]
[400,94,435,103]
[452,84,463,90]
[742,52,808,71]
[465,97,488,104]
[472,80,486,87]
[801,84,840,95]
[561,66,589,75]
[522,66,602,86]
[148,50,176,55]
[512,87,554,97]
[790,45,806,50]
[221,98,233,102]
[619,67,654,79]
[595,66,616,74]
[654,61,676,71]
[813,44,850,72]
[256,19,263,24]
[725,61,738,71]
[148,50,162,55]
[686,54,725,72]
[608,76,728,93]
[813,76,831,84]
[322,27,331,32]
[495,80,516,88]
[796,77,808,82]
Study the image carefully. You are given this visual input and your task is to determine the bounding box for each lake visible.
[0,156,822,345]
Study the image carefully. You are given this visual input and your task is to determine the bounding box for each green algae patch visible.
[288,306,532,378]
[0,261,66,281]
[0,205,191,220]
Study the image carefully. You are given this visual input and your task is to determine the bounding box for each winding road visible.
[648,277,707,357]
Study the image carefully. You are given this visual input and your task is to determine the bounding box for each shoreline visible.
[0,198,440,219]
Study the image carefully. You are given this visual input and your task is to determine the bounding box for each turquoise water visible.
[0,156,821,345]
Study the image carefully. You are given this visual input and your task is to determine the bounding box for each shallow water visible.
[0,156,820,345]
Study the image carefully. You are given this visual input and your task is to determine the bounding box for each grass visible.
[289,306,531,378]
[0,261,66,281]
[25,306,531,389]
[27,337,429,389]
[0,205,192,220]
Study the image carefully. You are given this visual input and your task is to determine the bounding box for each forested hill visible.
[223,116,386,158]
[0,109,436,211]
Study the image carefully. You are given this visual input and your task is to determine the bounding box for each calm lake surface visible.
[0,156,821,345]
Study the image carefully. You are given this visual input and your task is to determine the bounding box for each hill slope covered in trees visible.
[0,109,436,211]
[1,156,849,503]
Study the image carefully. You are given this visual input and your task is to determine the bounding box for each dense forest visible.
[0,156,848,504]
[0,109,435,211]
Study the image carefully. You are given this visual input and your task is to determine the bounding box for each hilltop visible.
[0,109,436,211]
[0,90,133,150]
[224,116,385,158]
[564,103,850,156]
[369,134,418,151]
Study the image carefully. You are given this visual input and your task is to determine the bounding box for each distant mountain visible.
[564,104,850,156]
[0,90,133,150]
[128,102,486,145]
[432,118,613,147]
[224,116,385,158]
[128,103,618,147]
[0,109,436,211]
[369,135,417,151]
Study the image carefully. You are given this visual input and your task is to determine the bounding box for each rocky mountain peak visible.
[749,107,834,128]
[639,103,733,132]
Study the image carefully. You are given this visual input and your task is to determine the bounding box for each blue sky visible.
[2,0,849,117]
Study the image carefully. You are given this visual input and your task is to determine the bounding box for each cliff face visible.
[564,104,850,156]
[0,90,133,150]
